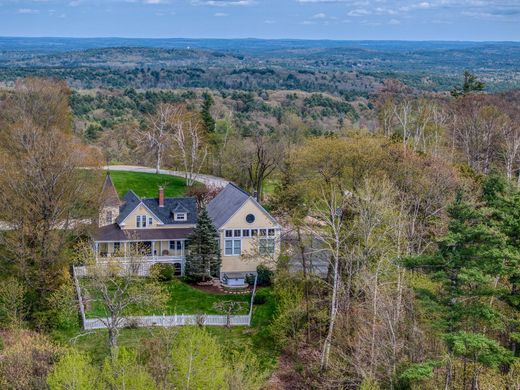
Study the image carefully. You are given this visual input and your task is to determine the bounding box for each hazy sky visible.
[0,0,518,41]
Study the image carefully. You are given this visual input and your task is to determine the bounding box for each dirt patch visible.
[265,346,321,390]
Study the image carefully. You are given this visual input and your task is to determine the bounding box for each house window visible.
[169,241,175,250]
[174,213,187,221]
[242,229,250,237]
[233,240,241,255]
[225,230,233,238]
[148,217,153,226]
[268,228,276,237]
[259,238,275,256]
[113,242,120,252]
[136,215,148,228]
[234,229,241,237]
[259,229,267,237]
[251,229,258,237]
[177,241,182,250]
[224,239,241,256]
[246,213,255,223]
[225,240,233,255]
[106,210,113,224]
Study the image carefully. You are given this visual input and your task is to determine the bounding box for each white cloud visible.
[192,0,255,6]
[389,18,401,24]
[18,8,40,14]
[312,12,327,18]
[214,12,229,16]
[347,8,371,16]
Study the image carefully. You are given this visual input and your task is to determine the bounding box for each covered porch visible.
[94,239,186,275]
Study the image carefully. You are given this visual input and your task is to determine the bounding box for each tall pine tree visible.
[404,190,515,387]
[185,207,221,282]
[200,92,215,133]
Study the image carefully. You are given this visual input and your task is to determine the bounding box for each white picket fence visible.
[83,314,251,330]
[72,265,256,330]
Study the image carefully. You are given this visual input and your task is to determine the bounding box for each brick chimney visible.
[159,186,164,207]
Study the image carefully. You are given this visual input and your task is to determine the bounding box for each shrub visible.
[253,293,267,305]
[256,265,273,286]
[0,277,26,329]
[150,263,176,282]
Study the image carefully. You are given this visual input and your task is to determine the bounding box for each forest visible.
[0,47,519,389]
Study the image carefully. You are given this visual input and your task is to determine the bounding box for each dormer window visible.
[106,210,113,224]
[136,215,148,228]
[174,212,187,221]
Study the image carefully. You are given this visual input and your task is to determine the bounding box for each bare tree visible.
[0,78,101,321]
[169,107,208,187]
[304,183,350,371]
[78,244,168,350]
[213,301,247,328]
[134,103,177,174]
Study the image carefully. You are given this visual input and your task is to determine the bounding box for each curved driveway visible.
[103,165,229,188]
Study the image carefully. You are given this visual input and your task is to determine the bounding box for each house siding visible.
[219,198,280,275]
[120,204,161,228]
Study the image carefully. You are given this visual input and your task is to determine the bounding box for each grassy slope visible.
[108,170,187,198]
[83,279,251,318]
[52,287,277,369]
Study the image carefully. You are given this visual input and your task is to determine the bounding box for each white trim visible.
[118,201,164,227]
[217,197,280,230]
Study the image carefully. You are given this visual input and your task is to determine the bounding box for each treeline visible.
[259,76,520,388]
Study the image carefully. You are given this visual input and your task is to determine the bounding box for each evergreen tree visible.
[185,207,221,282]
[405,190,515,386]
[451,70,485,97]
[200,92,216,133]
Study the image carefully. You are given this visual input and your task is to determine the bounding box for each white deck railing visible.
[75,257,184,277]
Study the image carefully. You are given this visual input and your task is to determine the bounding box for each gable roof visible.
[142,197,197,225]
[101,173,121,208]
[115,190,197,226]
[207,183,277,229]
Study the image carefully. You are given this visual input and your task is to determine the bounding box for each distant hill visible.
[0,37,518,92]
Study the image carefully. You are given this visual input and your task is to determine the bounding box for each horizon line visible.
[0,35,518,43]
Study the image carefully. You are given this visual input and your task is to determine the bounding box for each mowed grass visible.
[82,278,251,318]
[52,287,277,369]
[108,170,188,198]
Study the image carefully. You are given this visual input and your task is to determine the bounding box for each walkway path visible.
[103,165,230,188]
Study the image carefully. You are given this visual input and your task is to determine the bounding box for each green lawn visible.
[52,287,277,369]
[108,170,188,198]
[82,279,251,318]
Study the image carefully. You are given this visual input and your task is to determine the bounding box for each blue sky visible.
[0,0,518,40]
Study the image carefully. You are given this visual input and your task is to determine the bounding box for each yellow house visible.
[94,175,280,286]
[207,183,281,286]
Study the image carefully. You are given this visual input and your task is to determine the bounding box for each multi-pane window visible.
[251,229,258,237]
[148,217,153,226]
[225,240,233,255]
[242,229,250,237]
[106,210,113,224]
[259,238,275,256]
[224,239,241,256]
[268,228,276,237]
[234,229,241,237]
[259,229,267,237]
[174,213,187,221]
[169,240,184,250]
[113,242,120,252]
[136,215,148,228]
[225,230,233,238]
